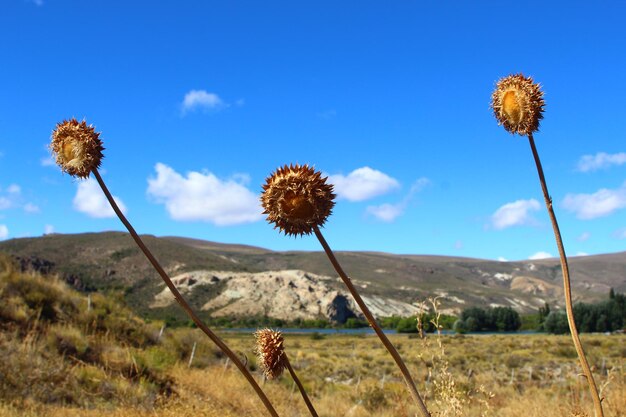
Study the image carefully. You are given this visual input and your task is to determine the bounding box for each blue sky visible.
[1,1,625,261]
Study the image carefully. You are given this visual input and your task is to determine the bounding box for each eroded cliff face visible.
[150,269,421,323]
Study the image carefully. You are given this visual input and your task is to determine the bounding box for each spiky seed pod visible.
[254,329,287,379]
[50,118,104,178]
[261,164,335,236]
[491,74,545,136]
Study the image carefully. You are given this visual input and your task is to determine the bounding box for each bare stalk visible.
[92,169,280,417]
[313,225,431,417]
[284,356,319,417]
[527,134,604,417]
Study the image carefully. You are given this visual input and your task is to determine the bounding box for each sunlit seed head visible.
[50,118,104,178]
[261,164,335,236]
[254,328,287,380]
[491,73,545,136]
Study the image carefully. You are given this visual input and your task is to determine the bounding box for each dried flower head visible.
[254,329,287,379]
[491,74,545,136]
[261,164,335,236]
[50,118,104,178]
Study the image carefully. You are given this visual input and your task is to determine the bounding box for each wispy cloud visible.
[365,177,430,222]
[577,231,591,242]
[24,203,40,214]
[0,197,10,210]
[529,251,553,260]
[44,224,55,235]
[147,163,262,226]
[490,199,541,230]
[612,228,626,240]
[576,152,626,172]
[562,182,626,219]
[365,203,405,222]
[181,90,227,114]
[41,155,55,167]
[0,184,34,212]
[40,143,55,167]
[328,167,400,202]
[0,184,17,209]
[0,224,8,240]
[73,178,127,218]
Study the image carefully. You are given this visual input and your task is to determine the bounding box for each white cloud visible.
[181,90,226,114]
[73,178,127,218]
[529,251,553,260]
[497,257,508,262]
[577,232,591,242]
[577,152,626,172]
[365,203,405,222]
[328,167,400,202]
[41,155,55,167]
[24,203,40,213]
[147,163,262,226]
[44,224,54,235]
[0,197,10,210]
[0,224,7,240]
[491,199,541,230]
[562,182,626,219]
[0,184,22,210]
[364,177,430,222]
[454,240,463,250]
[574,252,589,257]
[613,229,626,240]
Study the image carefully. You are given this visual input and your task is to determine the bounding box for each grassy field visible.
[1,331,624,417]
[1,255,624,416]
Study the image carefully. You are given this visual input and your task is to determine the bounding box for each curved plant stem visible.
[92,169,280,417]
[527,135,604,417]
[284,356,319,417]
[313,225,431,417]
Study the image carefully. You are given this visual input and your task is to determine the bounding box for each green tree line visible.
[540,289,625,334]
[453,306,522,333]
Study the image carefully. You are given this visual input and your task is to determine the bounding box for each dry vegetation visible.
[1,255,625,416]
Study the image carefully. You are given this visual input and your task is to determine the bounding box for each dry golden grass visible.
[2,256,624,416]
[1,332,623,417]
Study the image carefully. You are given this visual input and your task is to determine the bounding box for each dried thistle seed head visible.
[491,74,545,136]
[50,118,104,178]
[261,164,335,236]
[254,328,287,379]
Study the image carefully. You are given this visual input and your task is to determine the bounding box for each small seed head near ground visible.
[254,329,287,380]
[491,74,545,136]
[50,118,104,178]
[261,164,335,236]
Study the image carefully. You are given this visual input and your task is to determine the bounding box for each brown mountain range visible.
[1,232,624,322]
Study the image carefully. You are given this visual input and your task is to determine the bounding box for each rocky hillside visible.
[1,232,624,323]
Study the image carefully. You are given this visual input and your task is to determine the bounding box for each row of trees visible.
[453,306,522,333]
[540,289,625,334]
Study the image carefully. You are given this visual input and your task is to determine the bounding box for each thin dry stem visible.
[284,356,319,417]
[313,225,431,417]
[92,169,280,417]
[527,134,604,417]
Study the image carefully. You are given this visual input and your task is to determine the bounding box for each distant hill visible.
[1,232,624,323]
